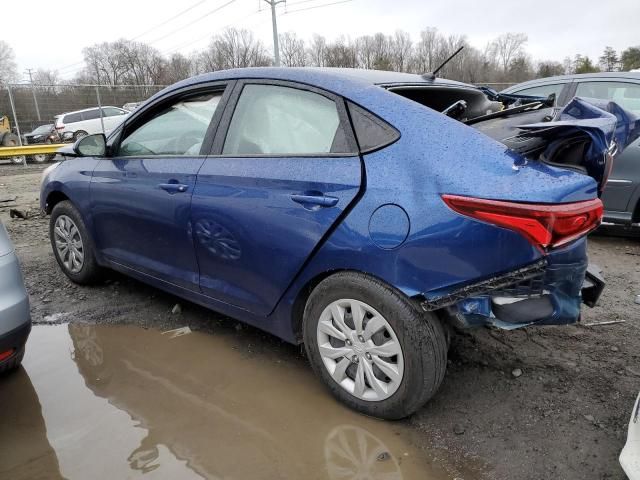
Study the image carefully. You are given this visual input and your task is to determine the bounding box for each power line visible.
[56,0,229,75]
[282,0,352,15]
[146,0,238,45]
[131,0,209,41]
[163,8,262,55]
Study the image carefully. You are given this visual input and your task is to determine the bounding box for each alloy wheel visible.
[54,215,85,273]
[316,299,404,401]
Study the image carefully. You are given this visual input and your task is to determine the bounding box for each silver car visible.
[0,221,30,374]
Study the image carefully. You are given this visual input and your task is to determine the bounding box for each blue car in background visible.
[40,68,636,419]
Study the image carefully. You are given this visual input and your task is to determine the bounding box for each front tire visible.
[49,201,102,284]
[303,272,447,420]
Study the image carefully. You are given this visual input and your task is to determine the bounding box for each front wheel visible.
[49,200,102,284]
[303,272,448,420]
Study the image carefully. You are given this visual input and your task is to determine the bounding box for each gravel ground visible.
[2,167,639,480]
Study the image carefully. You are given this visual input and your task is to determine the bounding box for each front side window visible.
[511,84,565,103]
[222,84,348,155]
[118,92,222,157]
[102,107,126,117]
[575,81,640,114]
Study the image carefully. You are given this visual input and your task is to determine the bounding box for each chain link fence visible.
[1,81,516,143]
[1,84,167,142]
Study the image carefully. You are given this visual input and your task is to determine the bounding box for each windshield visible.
[31,124,53,134]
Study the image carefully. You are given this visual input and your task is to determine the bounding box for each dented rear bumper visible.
[422,238,603,329]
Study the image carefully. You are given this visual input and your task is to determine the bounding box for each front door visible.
[90,86,228,291]
[191,81,362,316]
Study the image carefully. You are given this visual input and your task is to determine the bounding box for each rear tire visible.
[30,154,50,164]
[0,346,25,375]
[1,132,19,147]
[49,200,103,284]
[303,272,448,420]
[73,130,88,141]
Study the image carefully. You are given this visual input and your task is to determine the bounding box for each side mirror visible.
[73,134,106,157]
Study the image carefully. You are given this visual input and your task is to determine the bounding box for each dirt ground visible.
[1,165,639,480]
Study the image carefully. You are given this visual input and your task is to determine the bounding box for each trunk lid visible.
[470,97,640,194]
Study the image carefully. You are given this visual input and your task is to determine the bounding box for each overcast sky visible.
[4,0,639,81]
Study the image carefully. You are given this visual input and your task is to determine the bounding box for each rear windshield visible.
[388,85,500,120]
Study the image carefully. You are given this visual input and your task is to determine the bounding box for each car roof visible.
[60,106,122,116]
[504,71,640,91]
[163,67,474,95]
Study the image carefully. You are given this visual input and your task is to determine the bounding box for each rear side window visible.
[82,109,101,120]
[63,112,82,123]
[575,81,640,114]
[347,102,399,153]
[223,84,350,155]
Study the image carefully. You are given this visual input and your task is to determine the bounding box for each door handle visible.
[290,193,339,208]
[159,183,188,194]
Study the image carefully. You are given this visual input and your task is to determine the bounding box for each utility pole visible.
[24,68,42,121]
[263,0,286,66]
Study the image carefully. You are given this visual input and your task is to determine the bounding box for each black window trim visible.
[110,80,235,159]
[210,78,359,158]
[345,100,401,154]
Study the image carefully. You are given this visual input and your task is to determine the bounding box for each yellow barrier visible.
[0,144,67,158]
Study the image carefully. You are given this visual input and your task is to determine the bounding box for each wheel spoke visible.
[362,360,387,397]
[350,301,365,335]
[353,362,366,397]
[318,319,347,341]
[363,315,386,340]
[368,341,401,358]
[54,226,66,239]
[319,343,351,360]
[331,357,351,382]
[371,356,401,383]
[330,304,351,336]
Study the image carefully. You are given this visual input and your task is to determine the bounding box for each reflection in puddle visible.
[1,325,456,479]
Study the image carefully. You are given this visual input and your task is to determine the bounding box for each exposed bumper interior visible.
[422,244,604,329]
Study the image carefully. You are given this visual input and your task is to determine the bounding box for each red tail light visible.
[442,194,603,251]
[0,349,14,362]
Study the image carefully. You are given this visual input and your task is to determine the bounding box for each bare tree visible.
[279,32,307,67]
[490,33,528,73]
[324,37,357,68]
[413,27,439,73]
[161,53,195,85]
[199,28,270,71]
[390,30,412,72]
[355,35,376,69]
[308,34,327,67]
[0,41,18,84]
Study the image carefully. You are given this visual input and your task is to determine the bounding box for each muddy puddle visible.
[0,325,471,479]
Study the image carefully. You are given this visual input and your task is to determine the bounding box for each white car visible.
[54,106,129,139]
[621,392,640,480]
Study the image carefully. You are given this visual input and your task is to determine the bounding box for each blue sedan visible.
[41,68,626,419]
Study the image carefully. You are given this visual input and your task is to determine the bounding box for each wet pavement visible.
[0,325,464,480]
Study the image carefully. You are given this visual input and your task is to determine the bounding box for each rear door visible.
[90,82,231,291]
[191,80,362,316]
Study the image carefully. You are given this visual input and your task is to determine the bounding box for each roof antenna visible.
[422,46,464,81]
